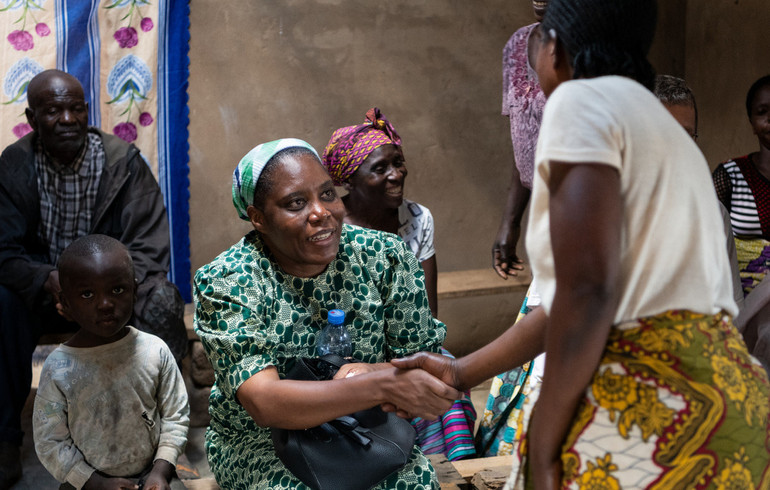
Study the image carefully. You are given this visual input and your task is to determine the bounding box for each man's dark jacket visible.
[0,128,171,308]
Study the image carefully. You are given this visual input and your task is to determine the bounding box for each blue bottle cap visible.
[328,309,345,325]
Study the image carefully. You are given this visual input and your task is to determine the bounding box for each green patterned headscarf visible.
[232,138,319,220]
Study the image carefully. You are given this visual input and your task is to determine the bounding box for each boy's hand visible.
[141,474,170,490]
[83,472,138,490]
[141,459,175,490]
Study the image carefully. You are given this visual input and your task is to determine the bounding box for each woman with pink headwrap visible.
[323,108,477,461]
[322,108,438,317]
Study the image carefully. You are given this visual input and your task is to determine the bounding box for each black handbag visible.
[271,355,417,490]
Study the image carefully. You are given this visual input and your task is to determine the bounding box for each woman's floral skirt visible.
[735,237,770,296]
[476,290,535,457]
[510,310,770,489]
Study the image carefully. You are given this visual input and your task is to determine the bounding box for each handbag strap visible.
[286,355,350,382]
[332,416,372,447]
[318,354,349,370]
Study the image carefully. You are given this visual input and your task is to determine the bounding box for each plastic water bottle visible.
[317,309,352,358]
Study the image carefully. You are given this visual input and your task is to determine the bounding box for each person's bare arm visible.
[421,255,438,317]
[493,163,531,279]
[529,162,622,490]
[391,306,547,391]
[236,364,461,429]
[44,270,66,315]
[43,270,60,296]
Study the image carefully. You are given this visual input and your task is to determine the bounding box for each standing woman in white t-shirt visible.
[393,0,770,487]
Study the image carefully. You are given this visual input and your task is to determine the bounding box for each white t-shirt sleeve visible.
[536,82,624,173]
[398,200,436,262]
[417,206,435,262]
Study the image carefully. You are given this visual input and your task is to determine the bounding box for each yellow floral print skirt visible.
[511,311,770,490]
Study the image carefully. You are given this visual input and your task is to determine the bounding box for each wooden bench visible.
[453,455,514,489]
[429,454,469,489]
[180,455,513,490]
[437,267,531,300]
[40,265,531,343]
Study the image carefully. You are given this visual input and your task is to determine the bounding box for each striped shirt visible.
[35,130,106,264]
[714,157,767,238]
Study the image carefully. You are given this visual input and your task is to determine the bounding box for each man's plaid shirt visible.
[34,130,106,264]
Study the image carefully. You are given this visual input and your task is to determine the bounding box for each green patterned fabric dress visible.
[194,224,445,490]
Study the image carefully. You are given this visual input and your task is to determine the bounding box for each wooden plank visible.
[428,454,470,489]
[471,468,510,490]
[182,478,220,489]
[437,268,531,300]
[181,460,475,490]
[451,455,514,480]
[183,269,532,325]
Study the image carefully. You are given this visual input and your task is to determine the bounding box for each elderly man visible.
[0,69,187,488]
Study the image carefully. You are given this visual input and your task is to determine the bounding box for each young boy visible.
[32,235,189,490]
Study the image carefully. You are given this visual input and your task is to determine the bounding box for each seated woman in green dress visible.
[193,138,461,489]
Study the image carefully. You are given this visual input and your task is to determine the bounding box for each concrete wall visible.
[189,1,530,275]
[188,0,689,267]
[685,0,770,168]
[187,1,763,354]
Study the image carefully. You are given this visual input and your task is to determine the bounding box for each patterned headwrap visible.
[232,138,319,220]
[322,107,402,186]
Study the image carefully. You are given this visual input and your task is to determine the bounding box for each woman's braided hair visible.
[541,0,658,90]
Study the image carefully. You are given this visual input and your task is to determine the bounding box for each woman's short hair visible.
[541,0,657,90]
[746,74,770,118]
[654,74,698,129]
[252,147,320,210]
